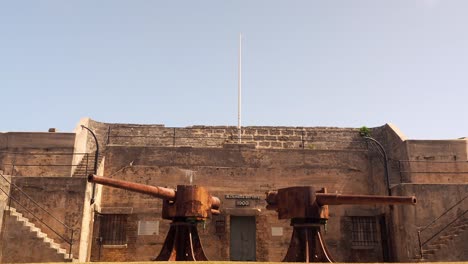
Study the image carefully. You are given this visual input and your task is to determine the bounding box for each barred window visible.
[351,216,377,246]
[100,214,127,245]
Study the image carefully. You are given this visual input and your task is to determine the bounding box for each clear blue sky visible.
[1,1,467,139]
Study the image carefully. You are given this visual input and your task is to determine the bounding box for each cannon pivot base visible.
[283,219,334,263]
[153,220,208,261]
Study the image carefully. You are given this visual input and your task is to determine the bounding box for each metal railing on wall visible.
[398,159,468,183]
[0,172,75,259]
[0,152,93,177]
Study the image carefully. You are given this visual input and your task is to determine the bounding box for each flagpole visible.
[238,33,242,143]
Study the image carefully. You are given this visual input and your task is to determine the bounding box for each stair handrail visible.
[417,194,467,258]
[0,172,73,230]
[421,209,467,246]
[0,173,75,259]
[0,151,90,177]
[420,194,467,233]
[0,186,73,244]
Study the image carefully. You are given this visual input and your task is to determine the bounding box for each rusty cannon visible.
[266,186,416,263]
[88,174,220,261]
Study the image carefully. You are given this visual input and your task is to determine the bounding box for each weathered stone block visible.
[269,130,281,135]
[270,142,282,148]
[281,130,294,135]
[254,136,265,141]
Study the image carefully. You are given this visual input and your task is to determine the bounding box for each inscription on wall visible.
[225,194,261,207]
[236,200,250,206]
[224,194,260,206]
[225,194,261,200]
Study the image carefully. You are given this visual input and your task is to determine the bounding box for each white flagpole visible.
[238,33,242,143]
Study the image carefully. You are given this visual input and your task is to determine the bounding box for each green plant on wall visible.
[359,126,371,137]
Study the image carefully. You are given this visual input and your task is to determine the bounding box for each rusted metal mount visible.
[154,185,217,261]
[153,220,208,261]
[266,186,416,262]
[88,175,220,261]
[284,219,334,263]
[267,187,333,262]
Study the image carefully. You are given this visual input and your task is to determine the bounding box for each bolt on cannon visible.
[266,186,416,262]
[88,174,220,261]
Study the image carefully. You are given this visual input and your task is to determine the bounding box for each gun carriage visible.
[88,174,220,261]
[266,186,416,262]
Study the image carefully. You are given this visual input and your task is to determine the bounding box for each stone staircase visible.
[72,152,103,177]
[2,207,77,262]
[415,212,468,261]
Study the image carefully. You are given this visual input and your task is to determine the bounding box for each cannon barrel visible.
[88,174,220,209]
[89,174,177,200]
[266,190,416,207]
[315,193,416,206]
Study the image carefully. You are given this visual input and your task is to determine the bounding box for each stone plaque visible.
[271,227,283,236]
[138,221,159,236]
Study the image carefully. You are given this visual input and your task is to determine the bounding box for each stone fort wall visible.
[0,119,467,262]
[0,132,76,177]
[91,144,384,262]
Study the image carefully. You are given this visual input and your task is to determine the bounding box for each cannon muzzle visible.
[315,193,416,206]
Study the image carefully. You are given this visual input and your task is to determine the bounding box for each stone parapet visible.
[106,124,367,150]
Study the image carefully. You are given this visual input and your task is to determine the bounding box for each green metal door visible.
[230,216,256,261]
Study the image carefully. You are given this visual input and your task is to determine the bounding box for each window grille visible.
[351,216,377,246]
[100,214,127,245]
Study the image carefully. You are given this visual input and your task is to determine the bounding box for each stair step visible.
[426,244,446,250]
[36,232,47,238]
[412,255,430,261]
[23,220,36,227]
[439,234,457,240]
[29,226,40,233]
[421,249,436,254]
[8,209,23,218]
[11,212,24,220]
[72,153,103,177]
[56,247,67,255]
[446,229,464,236]
[419,218,468,261]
